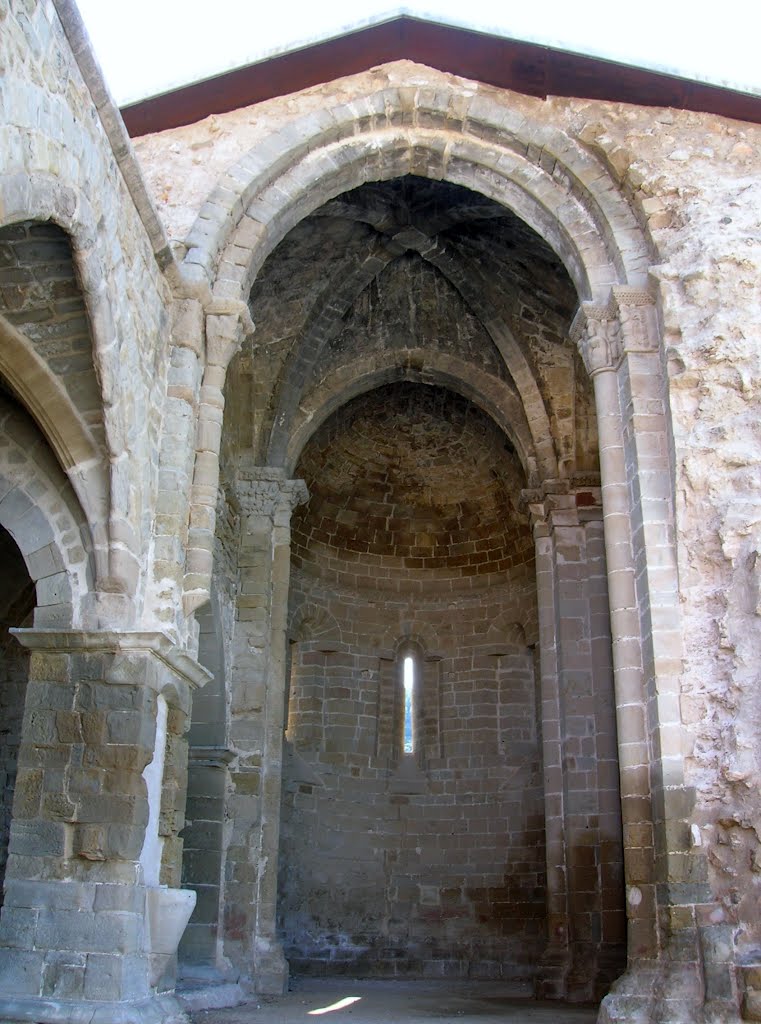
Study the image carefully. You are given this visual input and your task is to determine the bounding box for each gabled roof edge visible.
[121,15,761,137]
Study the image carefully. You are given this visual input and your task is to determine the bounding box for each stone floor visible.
[188,979,599,1024]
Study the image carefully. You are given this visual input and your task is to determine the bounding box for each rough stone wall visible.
[0,531,34,909]
[135,62,761,975]
[631,123,761,962]
[2,0,173,618]
[278,384,546,977]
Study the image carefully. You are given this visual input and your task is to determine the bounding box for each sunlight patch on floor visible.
[308,995,363,1015]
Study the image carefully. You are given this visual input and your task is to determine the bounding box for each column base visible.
[0,993,188,1024]
[597,960,710,1024]
[253,938,289,995]
[534,943,571,1000]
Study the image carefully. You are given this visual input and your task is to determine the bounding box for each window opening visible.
[403,655,415,753]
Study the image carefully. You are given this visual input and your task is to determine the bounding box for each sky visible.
[75,0,761,108]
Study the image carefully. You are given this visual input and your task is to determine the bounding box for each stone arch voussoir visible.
[0,315,110,587]
[285,351,539,486]
[0,178,141,603]
[186,74,651,310]
[0,397,95,628]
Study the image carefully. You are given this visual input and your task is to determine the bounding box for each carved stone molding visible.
[572,287,659,374]
[612,286,659,354]
[235,467,309,519]
[10,628,212,690]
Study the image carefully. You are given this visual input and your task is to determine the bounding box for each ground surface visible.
[189,979,598,1024]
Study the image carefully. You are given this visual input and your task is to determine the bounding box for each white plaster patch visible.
[139,693,168,886]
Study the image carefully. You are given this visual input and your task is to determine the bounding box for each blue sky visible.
[76,0,761,107]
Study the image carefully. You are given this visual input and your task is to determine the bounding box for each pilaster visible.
[525,482,624,1002]
[0,629,209,1024]
[574,294,731,1021]
[222,465,307,993]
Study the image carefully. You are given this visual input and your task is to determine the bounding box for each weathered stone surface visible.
[1,3,761,1023]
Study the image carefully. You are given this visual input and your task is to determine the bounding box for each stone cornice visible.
[10,629,212,689]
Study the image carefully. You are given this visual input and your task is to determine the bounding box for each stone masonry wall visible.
[278,383,546,978]
[280,575,543,980]
[134,61,761,973]
[2,0,173,618]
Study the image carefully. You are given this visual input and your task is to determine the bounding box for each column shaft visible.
[223,468,307,993]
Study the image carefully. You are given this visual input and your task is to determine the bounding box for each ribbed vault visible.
[226,175,594,487]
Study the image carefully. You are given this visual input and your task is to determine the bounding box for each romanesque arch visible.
[0,389,95,959]
[0,206,138,608]
[0,392,94,626]
[175,65,700,1021]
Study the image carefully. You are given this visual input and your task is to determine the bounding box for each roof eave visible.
[121,15,761,137]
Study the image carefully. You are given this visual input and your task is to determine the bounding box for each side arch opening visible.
[0,527,35,909]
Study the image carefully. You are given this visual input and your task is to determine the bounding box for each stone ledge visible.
[0,992,188,1024]
[9,629,211,690]
[176,982,248,1012]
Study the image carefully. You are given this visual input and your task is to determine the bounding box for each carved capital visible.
[573,302,622,376]
[236,469,309,519]
[204,299,255,371]
[612,287,659,354]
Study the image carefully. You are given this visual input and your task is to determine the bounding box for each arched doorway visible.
[215,171,626,998]
[0,526,35,908]
[279,382,550,981]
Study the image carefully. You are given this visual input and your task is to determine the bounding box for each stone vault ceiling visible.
[291,382,534,594]
[227,175,595,486]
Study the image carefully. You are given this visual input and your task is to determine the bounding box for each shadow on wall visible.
[0,527,34,909]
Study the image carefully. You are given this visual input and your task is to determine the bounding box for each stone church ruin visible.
[1,2,761,1021]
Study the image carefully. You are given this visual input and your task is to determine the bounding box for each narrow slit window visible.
[403,655,415,754]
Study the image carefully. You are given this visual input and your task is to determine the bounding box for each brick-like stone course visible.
[1,3,761,1021]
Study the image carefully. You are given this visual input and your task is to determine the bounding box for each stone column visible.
[575,294,727,1021]
[184,299,253,618]
[0,629,209,1024]
[575,304,661,995]
[526,484,624,1003]
[528,491,570,998]
[222,466,307,994]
